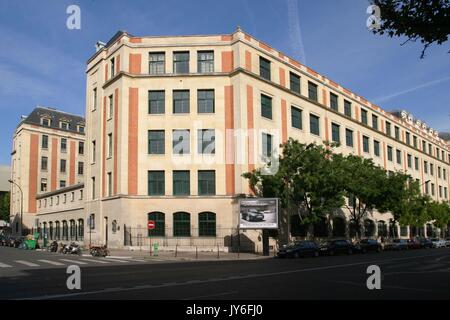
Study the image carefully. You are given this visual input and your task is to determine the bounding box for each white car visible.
[445,238,450,247]
[430,238,446,248]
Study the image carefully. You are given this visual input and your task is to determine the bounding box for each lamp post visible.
[8,179,23,236]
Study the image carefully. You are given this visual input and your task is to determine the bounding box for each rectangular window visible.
[425,181,429,194]
[173,171,190,196]
[60,122,69,130]
[439,186,442,198]
[91,177,96,199]
[422,140,426,152]
[148,90,165,114]
[363,136,370,153]
[430,163,434,176]
[372,115,378,130]
[386,121,391,136]
[310,114,320,136]
[41,178,47,192]
[395,126,400,140]
[262,133,273,158]
[436,148,440,159]
[261,94,272,119]
[438,166,441,179]
[396,149,402,164]
[110,57,115,77]
[345,129,354,147]
[60,180,66,188]
[197,51,214,73]
[291,106,302,129]
[78,125,85,133]
[415,157,419,170]
[149,52,165,74]
[198,129,215,154]
[42,135,48,149]
[197,89,215,113]
[78,141,84,155]
[78,161,84,175]
[107,172,112,197]
[41,118,51,127]
[61,138,67,152]
[148,130,165,154]
[92,140,96,163]
[387,146,393,161]
[41,156,48,171]
[259,56,271,80]
[413,136,417,148]
[407,154,412,168]
[198,170,216,195]
[289,72,300,94]
[173,52,189,74]
[424,161,428,174]
[173,90,190,113]
[172,129,190,155]
[361,109,368,125]
[431,183,435,196]
[330,93,338,111]
[148,171,165,196]
[331,123,340,143]
[428,143,432,155]
[308,81,318,102]
[444,169,447,180]
[374,140,380,157]
[60,159,66,173]
[107,133,112,158]
[344,100,352,117]
[92,87,97,111]
[108,95,113,119]
[405,132,410,145]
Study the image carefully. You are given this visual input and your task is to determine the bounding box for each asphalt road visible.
[1,246,449,300]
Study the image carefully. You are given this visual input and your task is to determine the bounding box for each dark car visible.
[385,239,408,250]
[355,239,382,253]
[407,238,422,249]
[277,241,319,258]
[418,238,433,249]
[241,209,264,222]
[319,240,355,256]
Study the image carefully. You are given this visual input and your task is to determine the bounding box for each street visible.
[1,246,449,299]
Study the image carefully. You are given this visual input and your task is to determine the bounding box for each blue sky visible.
[0,0,449,165]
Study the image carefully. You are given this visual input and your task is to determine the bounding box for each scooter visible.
[62,242,82,255]
[90,245,109,257]
[47,241,59,252]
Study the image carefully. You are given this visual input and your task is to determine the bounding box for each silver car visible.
[431,238,446,248]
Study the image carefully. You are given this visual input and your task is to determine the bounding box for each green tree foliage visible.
[0,192,10,222]
[370,0,450,58]
[427,201,450,231]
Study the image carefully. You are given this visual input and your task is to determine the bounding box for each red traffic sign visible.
[147,220,156,230]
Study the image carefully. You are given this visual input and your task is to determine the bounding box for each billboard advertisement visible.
[239,198,278,229]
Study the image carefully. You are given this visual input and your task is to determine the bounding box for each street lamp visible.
[8,179,23,236]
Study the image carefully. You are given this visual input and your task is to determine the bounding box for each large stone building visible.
[9,107,85,235]
[12,28,450,249]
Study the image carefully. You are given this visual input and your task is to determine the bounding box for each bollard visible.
[196,246,198,260]
[175,244,178,257]
[217,245,220,259]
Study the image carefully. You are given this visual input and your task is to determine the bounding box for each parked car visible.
[319,240,355,256]
[241,209,264,222]
[385,239,408,251]
[407,238,422,249]
[445,238,450,247]
[418,238,433,249]
[430,238,446,248]
[277,241,319,258]
[354,239,382,253]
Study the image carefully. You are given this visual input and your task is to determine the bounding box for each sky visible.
[0,0,449,165]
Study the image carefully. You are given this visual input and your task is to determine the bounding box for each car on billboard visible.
[241,208,265,222]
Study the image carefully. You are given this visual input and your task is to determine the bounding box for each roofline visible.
[35,106,85,120]
[36,183,84,199]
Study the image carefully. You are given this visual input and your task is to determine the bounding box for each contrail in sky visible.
[287,0,306,64]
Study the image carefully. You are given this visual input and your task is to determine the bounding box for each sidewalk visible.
[107,248,276,262]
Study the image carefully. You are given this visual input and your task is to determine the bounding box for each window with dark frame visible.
[198,170,215,195]
[330,93,338,111]
[173,212,190,237]
[173,171,190,196]
[148,90,165,114]
[148,130,165,154]
[262,133,273,158]
[149,52,165,74]
[197,89,215,113]
[259,56,271,80]
[345,128,353,147]
[261,94,272,119]
[148,171,165,196]
[344,100,352,117]
[331,123,340,143]
[173,90,190,113]
[198,129,215,154]
[148,212,165,237]
[199,212,216,237]
[291,106,302,129]
[198,51,214,73]
[308,81,318,102]
[309,114,320,136]
[173,52,189,74]
[289,72,300,94]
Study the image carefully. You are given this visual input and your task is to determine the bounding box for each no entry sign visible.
[147,220,156,230]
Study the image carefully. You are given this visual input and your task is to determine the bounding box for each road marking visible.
[80,258,111,264]
[101,258,130,263]
[434,255,450,262]
[14,260,39,267]
[59,259,87,265]
[37,260,66,266]
[106,256,133,259]
[17,251,448,300]
[0,262,13,268]
[329,280,433,293]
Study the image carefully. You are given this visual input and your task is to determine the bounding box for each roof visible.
[19,106,85,134]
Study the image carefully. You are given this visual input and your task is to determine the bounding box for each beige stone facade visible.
[12,28,450,249]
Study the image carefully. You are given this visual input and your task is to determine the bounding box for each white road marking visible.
[101,258,130,263]
[18,251,447,300]
[37,260,65,266]
[14,260,39,267]
[59,259,87,265]
[0,262,13,268]
[80,258,111,264]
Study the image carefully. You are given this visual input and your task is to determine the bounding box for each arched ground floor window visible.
[148,212,165,237]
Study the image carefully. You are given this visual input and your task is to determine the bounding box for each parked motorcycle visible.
[47,241,59,252]
[62,242,82,255]
[90,245,109,257]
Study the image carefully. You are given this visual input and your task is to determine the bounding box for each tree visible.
[340,155,389,238]
[243,139,345,238]
[427,201,450,237]
[370,0,450,58]
[0,192,10,223]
